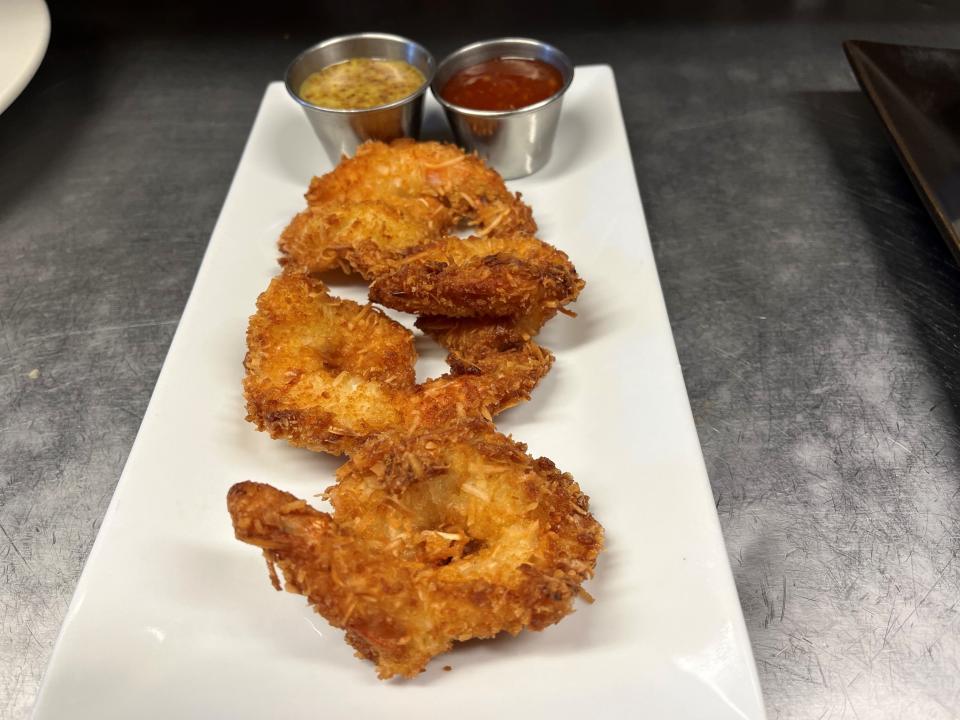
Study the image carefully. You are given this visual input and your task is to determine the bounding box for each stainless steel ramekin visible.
[285,33,435,163]
[431,38,574,179]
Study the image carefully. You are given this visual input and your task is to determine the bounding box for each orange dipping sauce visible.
[440,57,564,112]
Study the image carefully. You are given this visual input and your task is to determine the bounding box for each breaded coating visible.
[279,198,448,277]
[234,141,600,681]
[414,309,557,423]
[227,422,603,679]
[243,272,416,455]
[243,273,555,454]
[369,233,585,318]
[416,306,556,357]
[411,345,552,429]
[278,139,581,320]
[280,140,536,278]
[305,140,535,234]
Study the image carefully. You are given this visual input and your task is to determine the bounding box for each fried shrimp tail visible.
[228,421,603,679]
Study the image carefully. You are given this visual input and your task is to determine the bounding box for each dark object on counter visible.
[845,39,960,265]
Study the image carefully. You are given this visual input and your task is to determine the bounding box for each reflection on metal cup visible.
[285,33,435,163]
[466,116,499,139]
[432,38,574,180]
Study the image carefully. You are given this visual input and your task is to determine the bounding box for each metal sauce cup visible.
[432,38,574,180]
[285,33,435,163]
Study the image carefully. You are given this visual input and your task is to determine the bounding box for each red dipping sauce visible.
[440,57,564,112]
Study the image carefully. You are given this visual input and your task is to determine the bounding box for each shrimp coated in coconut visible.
[279,140,536,278]
[227,421,603,679]
[234,140,600,680]
[243,272,555,454]
[279,198,443,277]
[242,272,416,456]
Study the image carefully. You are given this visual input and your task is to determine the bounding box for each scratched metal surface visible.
[4,5,960,719]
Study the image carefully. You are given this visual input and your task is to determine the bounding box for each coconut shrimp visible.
[227,421,602,679]
[304,139,535,233]
[233,141,601,680]
[243,272,416,456]
[243,272,555,455]
[279,140,536,278]
[279,198,445,276]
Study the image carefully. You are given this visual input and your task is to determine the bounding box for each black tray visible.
[844,39,960,265]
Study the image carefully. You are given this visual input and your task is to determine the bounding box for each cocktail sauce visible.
[440,58,564,112]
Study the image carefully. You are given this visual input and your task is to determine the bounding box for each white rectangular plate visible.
[34,66,765,720]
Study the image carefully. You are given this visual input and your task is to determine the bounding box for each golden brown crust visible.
[278,198,449,277]
[304,140,535,232]
[280,140,536,283]
[243,272,555,454]
[242,272,415,455]
[369,233,584,318]
[415,306,555,357]
[232,140,601,680]
[413,309,557,423]
[275,139,584,320]
[227,421,603,679]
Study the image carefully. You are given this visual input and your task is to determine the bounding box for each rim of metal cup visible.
[285,33,436,115]
[431,37,574,118]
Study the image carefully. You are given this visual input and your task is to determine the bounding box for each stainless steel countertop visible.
[4,4,960,718]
